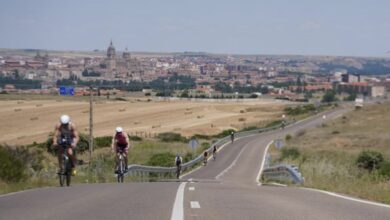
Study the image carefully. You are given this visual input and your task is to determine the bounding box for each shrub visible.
[280,147,300,160]
[265,120,283,128]
[379,161,390,179]
[285,134,292,141]
[129,135,143,141]
[146,152,175,167]
[214,129,236,138]
[157,132,187,142]
[94,136,112,149]
[0,146,27,182]
[356,150,384,171]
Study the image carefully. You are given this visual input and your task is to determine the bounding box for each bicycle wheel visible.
[66,159,72,186]
[176,166,181,179]
[117,158,124,183]
[59,157,66,187]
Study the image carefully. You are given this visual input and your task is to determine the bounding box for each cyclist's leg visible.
[67,147,77,168]
[124,148,129,170]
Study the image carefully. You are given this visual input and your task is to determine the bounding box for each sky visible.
[0,0,389,57]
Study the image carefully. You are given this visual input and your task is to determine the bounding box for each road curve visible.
[1,106,389,220]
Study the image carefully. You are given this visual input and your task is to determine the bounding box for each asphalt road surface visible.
[1,106,389,220]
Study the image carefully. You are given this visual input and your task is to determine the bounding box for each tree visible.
[322,90,337,103]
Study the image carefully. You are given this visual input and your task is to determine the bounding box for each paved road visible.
[1,106,389,220]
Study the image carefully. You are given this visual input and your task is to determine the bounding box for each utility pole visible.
[89,86,93,165]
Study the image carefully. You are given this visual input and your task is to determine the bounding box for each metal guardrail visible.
[262,164,305,184]
[125,122,288,178]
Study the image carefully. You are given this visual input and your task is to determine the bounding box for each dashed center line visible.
[190,201,201,209]
[189,187,195,191]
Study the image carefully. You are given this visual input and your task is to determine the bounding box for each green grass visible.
[269,102,390,204]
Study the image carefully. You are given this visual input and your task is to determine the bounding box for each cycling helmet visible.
[116,127,123,133]
[60,115,70,124]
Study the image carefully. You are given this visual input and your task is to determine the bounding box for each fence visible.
[262,164,305,184]
[125,122,288,178]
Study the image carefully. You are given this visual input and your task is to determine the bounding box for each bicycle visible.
[176,165,181,179]
[117,149,126,183]
[212,151,217,161]
[59,145,72,187]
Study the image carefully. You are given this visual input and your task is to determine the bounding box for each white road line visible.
[256,140,274,186]
[180,138,235,179]
[215,141,250,180]
[302,187,390,209]
[189,187,195,191]
[190,201,201,209]
[170,182,187,220]
[0,187,49,198]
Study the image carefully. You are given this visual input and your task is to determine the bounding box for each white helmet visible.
[116,127,123,133]
[60,115,70,124]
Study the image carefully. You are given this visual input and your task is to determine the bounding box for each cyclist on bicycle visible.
[203,150,208,165]
[212,145,217,160]
[111,127,130,173]
[230,131,235,143]
[175,154,182,178]
[53,115,79,176]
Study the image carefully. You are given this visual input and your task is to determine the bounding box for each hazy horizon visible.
[1,0,389,57]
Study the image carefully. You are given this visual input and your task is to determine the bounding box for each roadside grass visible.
[0,137,212,194]
[268,102,390,204]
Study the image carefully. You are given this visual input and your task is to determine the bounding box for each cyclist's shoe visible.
[114,170,119,174]
[71,168,77,176]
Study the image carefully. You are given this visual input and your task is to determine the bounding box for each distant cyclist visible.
[111,127,130,173]
[175,154,183,179]
[212,145,217,160]
[281,120,286,130]
[230,132,235,143]
[53,115,79,176]
[203,150,208,165]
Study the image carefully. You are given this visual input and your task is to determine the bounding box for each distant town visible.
[1,41,390,100]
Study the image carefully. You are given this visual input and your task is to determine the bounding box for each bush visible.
[356,150,384,171]
[379,161,390,179]
[0,146,27,182]
[285,134,292,141]
[214,129,236,138]
[265,120,282,128]
[146,152,175,167]
[129,135,143,141]
[94,136,112,149]
[280,147,300,160]
[157,132,187,142]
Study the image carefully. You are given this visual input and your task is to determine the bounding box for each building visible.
[341,73,360,83]
[106,40,116,71]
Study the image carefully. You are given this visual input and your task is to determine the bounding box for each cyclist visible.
[53,115,79,176]
[230,131,235,143]
[111,127,130,173]
[203,150,208,165]
[212,145,217,160]
[281,120,286,130]
[174,154,183,179]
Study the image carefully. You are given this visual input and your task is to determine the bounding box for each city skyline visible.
[0,0,389,57]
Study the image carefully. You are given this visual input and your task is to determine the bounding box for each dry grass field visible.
[0,97,285,145]
[269,101,390,203]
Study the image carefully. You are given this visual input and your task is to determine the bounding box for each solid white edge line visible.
[0,187,50,198]
[256,140,274,186]
[170,182,187,220]
[301,187,390,209]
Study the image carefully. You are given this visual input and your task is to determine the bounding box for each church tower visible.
[106,40,116,71]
